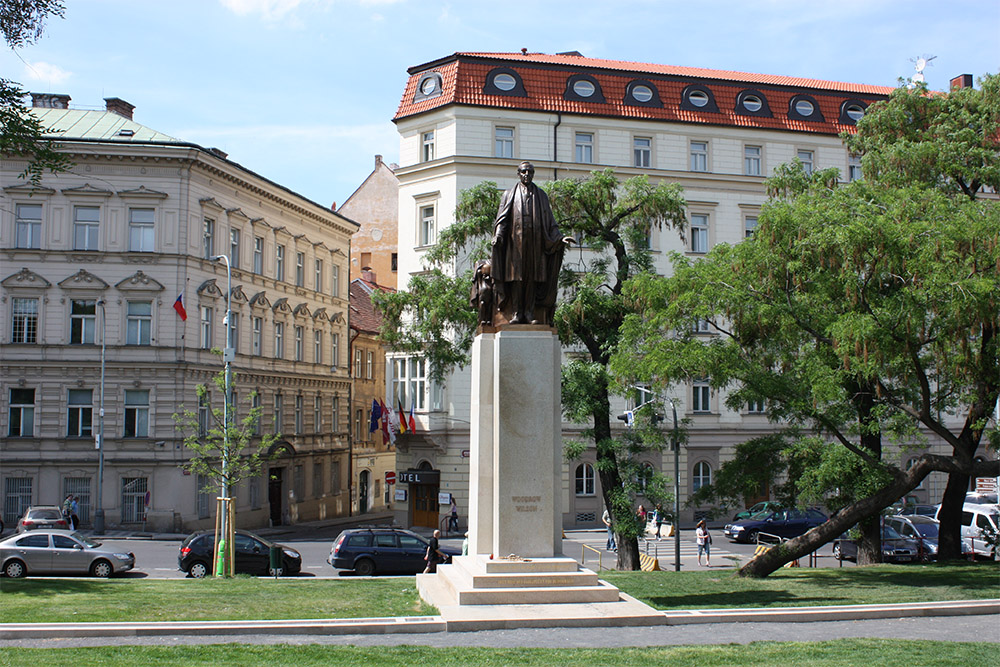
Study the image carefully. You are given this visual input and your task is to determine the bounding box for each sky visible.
[3,0,998,210]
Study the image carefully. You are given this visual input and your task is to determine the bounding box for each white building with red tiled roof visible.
[388,51,951,529]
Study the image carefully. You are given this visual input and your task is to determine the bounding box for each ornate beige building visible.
[1,94,357,532]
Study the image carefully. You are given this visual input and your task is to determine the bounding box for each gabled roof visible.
[395,52,895,136]
[349,277,394,335]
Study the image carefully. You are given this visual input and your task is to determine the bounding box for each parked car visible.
[894,504,938,517]
[723,508,827,543]
[177,529,301,578]
[16,505,70,533]
[0,529,134,578]
[965,492,998,506]
[731,501,782,522]
[832,525,920,563]
[328,528,462,576]
[936,503,999,558]
[884,514,975,560]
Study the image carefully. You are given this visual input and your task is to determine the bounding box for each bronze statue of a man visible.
[491,162,572,326]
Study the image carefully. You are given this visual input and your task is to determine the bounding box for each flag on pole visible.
[173,292,187,321]
[408,400,417,432]
[379,399,394,445]
[369,399,381,434]
[397,399,408,434]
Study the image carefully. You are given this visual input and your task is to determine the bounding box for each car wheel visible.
[4,559,26,578]
[90,559,113,578]
[188,561,209,578]
[833,543,843,560]
[354,558,376,576]
[744,530,759,544]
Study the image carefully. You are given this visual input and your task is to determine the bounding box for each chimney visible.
[104,97,135,119]
[950,74,973,91]
[361,267,377,284]
[375,154,382,168]
[30,93,71,109]
[207,147,228,160]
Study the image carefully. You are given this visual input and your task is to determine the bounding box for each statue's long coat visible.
[491,182,564,308]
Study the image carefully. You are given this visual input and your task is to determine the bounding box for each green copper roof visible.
[31,108,182,143]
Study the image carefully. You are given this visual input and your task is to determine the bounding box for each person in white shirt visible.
[696,519,712,567]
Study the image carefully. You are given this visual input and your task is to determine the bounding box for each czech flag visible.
[173,292,187,321]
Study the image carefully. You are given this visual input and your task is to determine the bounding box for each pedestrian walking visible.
[70,496,80,530]
[696,519,712,567]
[423,529,447,574]
[654,504,664,540]
[449,495,459,533]
[603,508,616,552]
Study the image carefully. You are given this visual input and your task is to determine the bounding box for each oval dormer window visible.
[846,104,865,121]
[794,99,814,116]
[421,78,438,95]
[689,90,709,107]
[631,84,653,103]
[494,73,516,91]
[573,80,596,97]
[742,95,762,112]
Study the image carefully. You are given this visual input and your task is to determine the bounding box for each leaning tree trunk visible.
[738,456,998,577]
[937,471,971,560]
[856,515,883,566]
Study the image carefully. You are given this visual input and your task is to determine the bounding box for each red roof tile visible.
[350,278,393,335]
[395,52,894,136]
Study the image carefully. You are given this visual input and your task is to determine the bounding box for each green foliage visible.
[0,0,64,48]
[172,369,278,495]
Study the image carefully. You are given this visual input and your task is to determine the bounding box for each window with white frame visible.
[422,130,435,161]
[693,461,712,491]
[331,264,340,297]
[690,214,709,253]
[366,351,374,379]
[797,149,814,175]
[691,382,711,413]
[633,136,651,168]
[295,395,303,434]
[198,392,210,436]
[251,392,261,435]
[128,208,155,252]
[690,141,708,172]
[495,126,514,158]
[124,389,150,437]
[67,389,93,437]
[73,206,100,250]
[331,332,340,368]
[314,395,322,433]
[314,259,323,292]
[294,325,303,361]
[274,393,283,433]
[575,463,596,496]
[419,204,436,246]
[15,203,43,249]
[295,252,304,286]
[11,297,39,344]
[849,154,863,181]
[203,218,215,259]
[331,395,340,432]
[69,300,96,344]
[228,312,239,353]
[354,348,363,378]
[744,215,758,239]
[354,408,363,441]
[276,244,285,281]
[744,145,762,176]
[575,132,594,163]
[120,477,147,523]
[200,306,213,349]
[126,301,152,345]
[692,318,711,334]
[392,356,427,411]
[274,322,284,359]
[747,398,766,414]
[252,316,262,356]
[8,388,35,437]
[253,236,263,274]
[230,228,240,269]
[314,330,322,364]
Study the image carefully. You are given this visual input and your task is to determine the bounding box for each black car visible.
[832,525,920,563]
[328,528,461,576]
[178,529,301,578]
[723,508,828,543]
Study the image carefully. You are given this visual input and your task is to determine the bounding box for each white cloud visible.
[219,0,304,19]
[23,61,72,85]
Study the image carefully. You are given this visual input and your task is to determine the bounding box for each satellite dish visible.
[915,58,927,72]
[913,72,925,83]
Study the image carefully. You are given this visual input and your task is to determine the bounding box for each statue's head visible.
[517,161,534,186]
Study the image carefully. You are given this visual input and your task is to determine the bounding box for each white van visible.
[936,503,999,558]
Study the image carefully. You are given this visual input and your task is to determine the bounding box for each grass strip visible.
[0,639,994,666]
[604,561,1000,610]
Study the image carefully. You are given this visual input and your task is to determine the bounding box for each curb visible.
[1,600,996,639]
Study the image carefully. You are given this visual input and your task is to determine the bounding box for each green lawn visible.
[605,561,1000,610]
[0,640,995,666]
[0,562,996,624]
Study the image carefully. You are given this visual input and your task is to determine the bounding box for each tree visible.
[616,157,999,576]
[375,169,687,569]
[173,370,278,575]
[1,0,71,185]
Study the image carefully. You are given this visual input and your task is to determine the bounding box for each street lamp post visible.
[211,255,234,575]
[94,298,107,534]
[663,396,681,572]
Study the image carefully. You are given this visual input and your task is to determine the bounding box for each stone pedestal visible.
[470,328,561,558]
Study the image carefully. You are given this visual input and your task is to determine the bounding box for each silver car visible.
[0,529,135,578]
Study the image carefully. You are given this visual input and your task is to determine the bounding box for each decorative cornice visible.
[197,279,221,297]
[115,270,165,291]
[119,186,168,199]
[58,269,110,290]
[3,183,56,195]
[249,291,272,309]
[293,303,312,318]
[1,267,52,289]
[60,183,114,198]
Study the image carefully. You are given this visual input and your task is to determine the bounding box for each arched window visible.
[575,463,595,496]
[693,461,712,492]
[637,461,656,493]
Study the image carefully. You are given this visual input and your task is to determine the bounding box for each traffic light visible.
[617,410,634,427]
